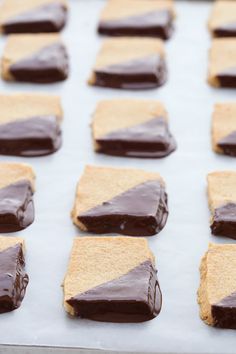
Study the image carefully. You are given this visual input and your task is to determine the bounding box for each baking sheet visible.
[0,0,235,353]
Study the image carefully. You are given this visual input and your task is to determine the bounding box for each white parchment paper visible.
[0,1,235,353]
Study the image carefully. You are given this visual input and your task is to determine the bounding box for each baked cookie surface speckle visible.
[209,0,236,37]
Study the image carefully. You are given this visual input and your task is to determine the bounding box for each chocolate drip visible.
[96,117,176,158]
[217,67,236,88]
[0,180,34,233]
[0,116,62,157]
[212,292,236,329]
[94,55,167,90]
[78,180,168,236]
[3,3,67,34]
[218,131,236,157]
[67,260,161,322]
[10,43,69,83]
[98,10,174,40]
[0,244,29,313]
[211,203,236,239]
[213,22,236,38]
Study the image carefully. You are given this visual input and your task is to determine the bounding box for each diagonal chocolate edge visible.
[67,260,162,323]
[0,244,29,313]
[0,180,34,233]
[96,117,177,158]
[218,131,236,157]
[78,180,168,236]
[9,42,69,83]
[213,21,236,38]
[212,291,236,329]
[216,66,236,88]
[0,115,62,157]
[211,202,236,239]
[93,54,167,90]
[98,10,174,40]
[2,2,67,34]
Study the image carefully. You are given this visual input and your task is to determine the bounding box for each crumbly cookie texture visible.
[0,162,35,191]
[0,236,25,252]
[0,93,62,125]
[198,243,236,327]
[212,102,236,154]
[208,0,236,35]
[63,236,155,316]
[208,38,236,87]
[71,165,164,229]
[99,0,175,21]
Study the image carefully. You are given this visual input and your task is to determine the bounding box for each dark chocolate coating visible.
[96,117,176,158]
[216,67,236,88]
[93,55,167,90]
[211,203,236,239]
[2,3,67,34]
[0,116,62,157]
[0,244,29,313]
[98,10,174,40]
[78,180,168,236]
[218,131,236,157]
[0,180,34,233]
[212,292,236,329]
[10,43,69,83]
[213,22,236,38]
[67,260,161,323]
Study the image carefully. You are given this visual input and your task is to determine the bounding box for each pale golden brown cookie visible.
[63,236,161,322]
[208,0,236,37]
[198,243,236,328]
[1,34,69,83]
[71,165,168,236]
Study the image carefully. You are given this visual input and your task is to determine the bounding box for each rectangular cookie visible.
[208,0,236,37]
[1,34,69,83]
[71,165,168,236]
[0,0,68,34]
[207,171,236,239]
[0,236,28,313]
[88,37,167,90]
[92,99,176,158]
[0,162,35,232]
[208,38,236,88]
[98,0,175,40]
[0,93,63,157]
[198,243,236,329]
[212,102,236,156]
[63,236,161,322]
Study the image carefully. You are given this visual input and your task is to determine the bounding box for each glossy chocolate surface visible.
[3,3,67,34]
[67,260,161,322]
[0,244,29,313]
[96,117,176,158]
[212,292,236,329]
[211,203,236,239]
[94,54,167,90]
[98,10,174,40]
[78,180,168,236]
[0,116,62,157]
[213,22,236,38]
[217,67,236,88]
[0,180,34,233]
[10,43,69,83]
[218,131,236,157]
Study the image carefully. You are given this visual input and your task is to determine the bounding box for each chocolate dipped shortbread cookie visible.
[0,0,68,34]
[1,34,69,83]
[209,0,236,38]
[212,102,236,156]
[92,99,176,158]
[0,236,28,313]
[208,38,236,88]
[0,162,35,232]
[208,171,236,239]
[88,37,167,90]
[98,0,175,40]
[0,93,63,157]
[198,243,236,329]
[63,236,162,322]
[71,165,168,236]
